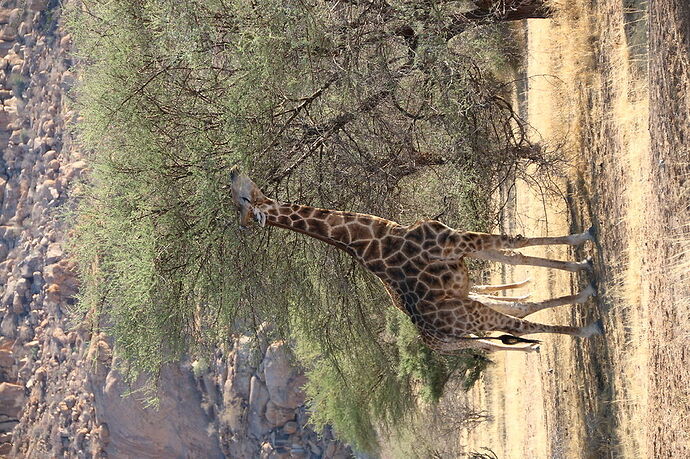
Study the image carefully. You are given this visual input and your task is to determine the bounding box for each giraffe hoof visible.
[579,258,594,272]
[586,225,597,240]
[581,319,605,337]
[581,281,597,299]
[588,280,598,297]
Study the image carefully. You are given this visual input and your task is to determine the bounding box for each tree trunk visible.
[465,0,552,21]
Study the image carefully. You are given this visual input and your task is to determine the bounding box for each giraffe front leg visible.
[459,227,595,252]
[481,293,532,302]
[467,249,592,272]
[470,278,531,293]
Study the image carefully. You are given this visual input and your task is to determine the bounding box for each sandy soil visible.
[464,2,689,458]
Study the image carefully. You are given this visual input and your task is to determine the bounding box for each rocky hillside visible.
[0,1,351,457]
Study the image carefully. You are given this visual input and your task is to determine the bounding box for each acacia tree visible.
[69,0,559,451]
[465,0,552,20]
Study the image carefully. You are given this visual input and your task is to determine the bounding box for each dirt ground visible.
[464,2,689,458]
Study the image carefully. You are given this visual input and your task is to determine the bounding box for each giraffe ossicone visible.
[230,169,603,353]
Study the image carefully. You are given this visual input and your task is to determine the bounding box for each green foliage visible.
[37,3,60,38]
[66,0,548,453]
[292,282,488,453]
[8,73,28,99]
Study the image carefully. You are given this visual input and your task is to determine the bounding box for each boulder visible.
[223,336,253,402]
[0,350,13,370]
[2,278,17,305]
[7,9,21,25]
[52,327,68,346]
[263,342,306,409]
[35,180,57,202]
[17,21,30,37]
[9,129,22,144]
[0,107,17,127]
[282,421,298,435]
[18,324,34,342]
[27,0,50,12]
[59,35,71,50]
[0,11,12,25]
[96,365,222,458]
[47,158,59,171]
[0,27,17,42]
[41,119,54,136]
[43,259,78,299]
[14,277,29,297]
[60,70,75,90]
[31,271,43,294]
[65,160,86,182]
[0,382,25,418]
[0,313,16,339]
[18,253,41,278]
[43,150,56,162]
[45,242,62,264]
[9,64,21,78]
[264,400,294,428]
[247,376,270,438]
[95,422,110,444]
[12,291,25,313]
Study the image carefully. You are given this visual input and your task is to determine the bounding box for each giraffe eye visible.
[241,197,251,204]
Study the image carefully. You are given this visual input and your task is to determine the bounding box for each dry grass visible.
[383,379,492,459]
[386,2,688,456]
[463,1,660,457]
[541,2,651,457]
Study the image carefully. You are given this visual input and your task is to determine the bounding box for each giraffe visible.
[229,169,603,353]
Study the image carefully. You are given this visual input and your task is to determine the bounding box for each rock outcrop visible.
[0,1,351,458]
[216,337,349,458]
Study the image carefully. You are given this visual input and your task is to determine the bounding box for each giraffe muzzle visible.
[253,208,267,227]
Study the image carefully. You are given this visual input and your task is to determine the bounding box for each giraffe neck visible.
[256,199,398,258]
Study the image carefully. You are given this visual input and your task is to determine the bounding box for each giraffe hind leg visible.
[441,338,540,353]
[481,293,532,302]
[463,298,603,337]
[475,283,596,318]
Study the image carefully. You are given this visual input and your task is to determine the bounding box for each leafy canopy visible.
[67,0,540,452]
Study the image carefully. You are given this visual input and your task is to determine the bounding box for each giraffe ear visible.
[251,186,266,202]
[229,166,240,181]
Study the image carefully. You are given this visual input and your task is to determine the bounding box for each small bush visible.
[8,74,27,99]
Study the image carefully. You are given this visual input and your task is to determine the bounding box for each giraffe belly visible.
[416,259,470,301]
[384,258,470,324]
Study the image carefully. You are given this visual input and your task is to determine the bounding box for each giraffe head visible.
[229,167,267,229]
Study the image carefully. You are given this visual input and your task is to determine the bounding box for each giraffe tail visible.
[495,334,541,345]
